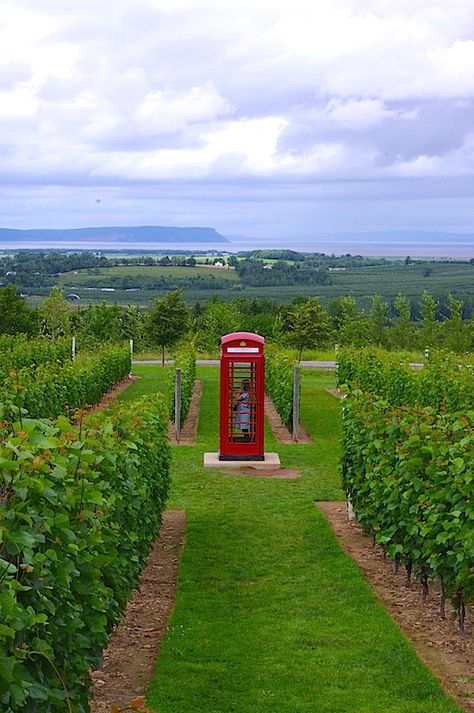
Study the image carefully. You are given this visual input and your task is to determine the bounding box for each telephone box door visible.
[219,332,265,461]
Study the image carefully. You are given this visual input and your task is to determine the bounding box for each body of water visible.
[0,234,472,257]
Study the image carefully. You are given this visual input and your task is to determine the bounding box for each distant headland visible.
[0,226,227,244]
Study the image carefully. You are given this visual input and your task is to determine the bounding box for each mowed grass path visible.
[121,367,462,713]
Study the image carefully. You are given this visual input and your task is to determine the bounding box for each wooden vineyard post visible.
[292,365,300,442]
[72,336,76,361]
[175,368,182,442]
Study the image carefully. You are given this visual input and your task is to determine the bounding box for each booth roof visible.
[221,332,265,345]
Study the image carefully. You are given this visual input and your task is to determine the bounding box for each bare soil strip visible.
[168,380,202,445]
[316,501,474,712]
[264,394,313,443]
[325,387,346,399]
[220,467,299,479]
[84,375,140,415]
[89,510,186,713]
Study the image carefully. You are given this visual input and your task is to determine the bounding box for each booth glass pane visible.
[228,361,257,443]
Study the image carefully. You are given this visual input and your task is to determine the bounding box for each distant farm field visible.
[327,262,474,303]
[59,264,238,285]
[41,259,474,308]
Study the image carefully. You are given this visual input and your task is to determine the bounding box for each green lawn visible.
[119,363,171,402]
[121,366,462,713]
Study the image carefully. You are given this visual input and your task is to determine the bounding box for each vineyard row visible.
[337,347,473,412]
[4,345,131,421]
[340,349,474,629]
[0,395,171,712]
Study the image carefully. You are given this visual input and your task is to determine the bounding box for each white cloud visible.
[205,118,287,174]
[91,117,287,180]
[135,83,232,134]
[389,133,474,177]
[0,61,32,89]
[0,88,38,119]
[1,0,474,232]
[89,115,365,183]
[325,98,407,129]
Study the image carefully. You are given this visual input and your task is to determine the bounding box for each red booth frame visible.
[219,332,265,461]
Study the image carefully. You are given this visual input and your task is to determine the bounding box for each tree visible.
[339,315,373,347]
[119,305,147,347]
[40,287,71,340]
[328,295,371,347]
[193,298,242,352]
[419,291,438,348]
[147,290,189,364]
[0,285,38,335]
[370,295,390,347]
[80,303,122,343]
[283,297,332,361]
[328,296,357,332]
[442,294,469,353]
[391,294,415,350]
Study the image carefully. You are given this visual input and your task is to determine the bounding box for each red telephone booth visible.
[219,332,265,461]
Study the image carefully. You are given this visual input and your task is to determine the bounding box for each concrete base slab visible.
[204,452,281,469]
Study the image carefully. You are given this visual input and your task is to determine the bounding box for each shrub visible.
[340,347,474,629]
[168,346,196,427]
[337,347,473,411]
[3,345,131,420]
[0,335,72,383]
[0,394,170,712]
[266,349,295,429]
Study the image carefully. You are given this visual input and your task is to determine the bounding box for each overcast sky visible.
[1,0,474,241]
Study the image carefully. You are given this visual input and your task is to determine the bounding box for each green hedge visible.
[0,394,170,712]
[342,392,474,627]
[3,345,131,420]
[337,347,473,411]
[340,347,474,628]
[168,347,196,426]
[265,349,295,430]
[0,336,72,382]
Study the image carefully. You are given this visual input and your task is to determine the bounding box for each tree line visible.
[0,285,472,357]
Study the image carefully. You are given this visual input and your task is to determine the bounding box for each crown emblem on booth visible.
[240,341,247,346]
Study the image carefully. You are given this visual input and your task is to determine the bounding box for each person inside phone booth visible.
[234,380,250,441]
